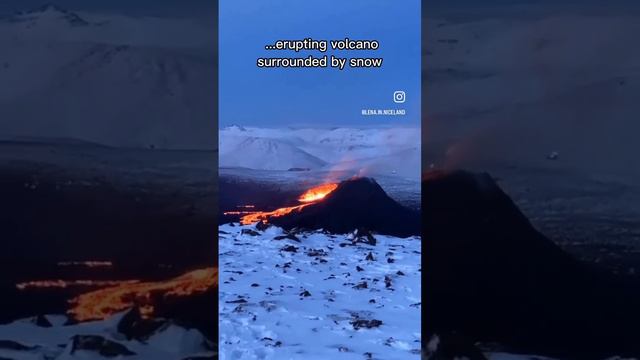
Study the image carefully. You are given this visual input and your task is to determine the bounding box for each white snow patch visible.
[219,223,422,359]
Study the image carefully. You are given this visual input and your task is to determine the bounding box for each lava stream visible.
[226,183,338,225]
[68,267,218,322]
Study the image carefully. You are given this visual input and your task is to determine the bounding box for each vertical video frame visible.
[218,0,422,358]
[0,2,218,358]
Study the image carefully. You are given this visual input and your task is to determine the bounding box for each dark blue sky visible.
[0,1,215,17]
[428,0,639,17]
[219,0,421,127]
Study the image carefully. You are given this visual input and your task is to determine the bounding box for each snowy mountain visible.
[0,4,216,150]
[2,3,90,27]
[219,126,421,178]
[219,137,326,171]
[219,223,421,359]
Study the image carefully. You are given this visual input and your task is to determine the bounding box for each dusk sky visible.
[219,0,421,127]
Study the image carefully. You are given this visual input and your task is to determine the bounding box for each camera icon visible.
[393,91,406,104]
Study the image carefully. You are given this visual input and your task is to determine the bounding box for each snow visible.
[0,312,214,359]
[220,126,421,180]
[424,11,640,180]
[423,6,640,270]
[220,137,327,171]
[0,5,216,150]
[0,5,213,49]
[421,9,640,268]
[219,223,422,359]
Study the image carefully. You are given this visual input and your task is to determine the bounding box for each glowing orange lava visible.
[298,183,338,203]
[68,267,218,322]
[225,183,338,225]
[238,203,311,225]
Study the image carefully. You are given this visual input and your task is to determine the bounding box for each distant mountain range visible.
[0,3,216,150]
[219,126,421,179]
[2,3,90,26]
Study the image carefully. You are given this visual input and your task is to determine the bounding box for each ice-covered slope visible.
[0,4,216,150]
[219,223,421,359]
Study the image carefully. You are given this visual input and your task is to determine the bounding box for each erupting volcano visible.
[224,177,420,237]
[270,177,420,237]
[225,182,339,225]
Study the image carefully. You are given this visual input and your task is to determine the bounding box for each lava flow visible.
[68,267,218,322]
[226,183,338,225]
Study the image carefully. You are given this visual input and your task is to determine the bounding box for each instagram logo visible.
[393,91,406,103]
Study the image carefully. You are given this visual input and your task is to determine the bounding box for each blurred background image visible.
[423,1,640,359]
[0,2,218,359]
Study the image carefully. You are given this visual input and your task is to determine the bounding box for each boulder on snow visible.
[70,335,136,357]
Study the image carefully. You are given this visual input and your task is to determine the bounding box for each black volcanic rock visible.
[0,340,37,351]
[117,307,165,341]
[255,221,270,231]
[352,228,377,246]
[152,288,217,343]
[32,314,52,328]
[423,170,640,359]
[425,333,488,360]
[70,335,135,357]
[350,318,383,330]
[271,178,419,237]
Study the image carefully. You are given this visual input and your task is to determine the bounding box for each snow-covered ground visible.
[220,126,421,181]
[218,223,422,360]
[0,312,215,360]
